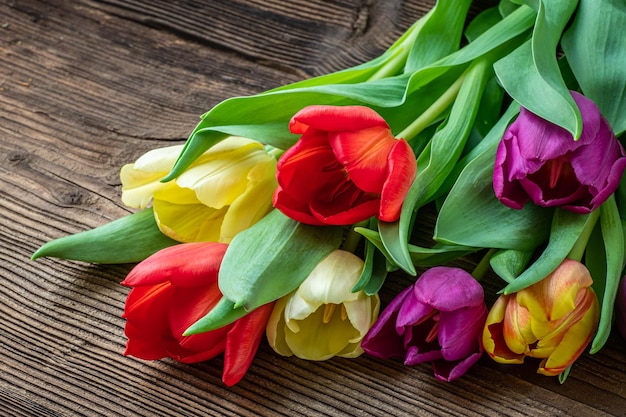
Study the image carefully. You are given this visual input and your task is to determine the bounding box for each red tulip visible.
[273,105,417,226]
[122,242,273,386]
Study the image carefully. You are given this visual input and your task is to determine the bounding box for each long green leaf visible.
[379,58,492,274]
[591,196,625,353]
[561,0,626,135]
[403,0,472,72]
[502,209,596,294]
[165,5,535,182]
[489,249,535,284]
[184,297,248,335]
[218,209,342,311]
[31,208,179,264]
[434,140,552,252]
[494,0,582,138]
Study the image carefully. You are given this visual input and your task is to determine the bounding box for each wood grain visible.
[2,0,626,416]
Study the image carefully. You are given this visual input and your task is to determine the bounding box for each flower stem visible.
[342,220,369,253]
[265,145,284,160]
[396,71,466,141]
[567,208,601,262]
[472,248,497,281]
[367,19,422,81]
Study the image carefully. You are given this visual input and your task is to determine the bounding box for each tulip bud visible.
[361,267,487,382]
[122,242,273,386]
[120,136,277,243]
[273,105,416,226]
[493,91,626,214]
[266,250,380,360]
[482,259,599,376]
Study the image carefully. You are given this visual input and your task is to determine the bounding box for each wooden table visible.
[2,0,626,415]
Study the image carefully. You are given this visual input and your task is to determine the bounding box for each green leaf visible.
[403,0,472,72]
[562,0,626,135]
[408,243,478,267]
[494,0,582,138]
[380,57,493,275]
[166,5,535,182]
[354,226,397,267]
[591,196,625,353]
[184,297,248,335]
[502,209,596,294]
[437,103,519,202]
[464,7,503,43]
[434,138,552,252]
[31,208,179,264]
[489,249,535,284]
[362,247,390,296]
[218,209,342,311]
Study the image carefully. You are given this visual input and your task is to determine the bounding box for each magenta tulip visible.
[361,267,487,381]
[494,91,626,214]
[273,105,417,226]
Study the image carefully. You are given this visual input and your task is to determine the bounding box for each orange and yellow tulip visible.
[482,259,599,376]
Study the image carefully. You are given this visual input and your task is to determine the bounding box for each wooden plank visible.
[1,0,626,415]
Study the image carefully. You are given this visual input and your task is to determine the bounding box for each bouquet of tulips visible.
[33,0,626,386]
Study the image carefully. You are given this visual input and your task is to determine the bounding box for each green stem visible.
[265,145,284,160]
[342,220,370,253]
[567,208,600,262]
[396,70,466,141]
[367,19,422,81]
[472,248,497,281]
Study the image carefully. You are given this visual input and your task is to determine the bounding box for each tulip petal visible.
[518,259,593,322]
[169,286,226,346]
[220,158,276,242]
[284,304,362,361]
[122,242,226,288]
[330,126,396,193]
[438,305,487,362]
[482,296,525,364]
[502,297,534,355]
[432,350,483,382]
[361,286,412,359]
[265,296,294,357]
[152,199,226,243]
[223,302,275,386]
[538,292,599,376]
[379,140,417,222]
[295,251,363,306]
[289,105,389,134]
[413,267,485,311]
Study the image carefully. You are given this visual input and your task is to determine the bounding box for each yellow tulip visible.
[120,137,277,243]
[482,259,599,376]
[266,250,380,361]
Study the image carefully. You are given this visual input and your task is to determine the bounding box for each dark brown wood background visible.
[2,0,626,415]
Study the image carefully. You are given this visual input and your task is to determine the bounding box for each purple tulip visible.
[361,267,487,382]
[493,91,626,214]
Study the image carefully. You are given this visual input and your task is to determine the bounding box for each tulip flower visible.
[120,136,277,243]
[361,267,487,382]
[493,91,626,214]
[482,259,599,376]
[266,250,380,360]
[273,105,417,226]
[122,242,274,386]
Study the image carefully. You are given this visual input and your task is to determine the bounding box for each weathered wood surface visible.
[2,0,626,415]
